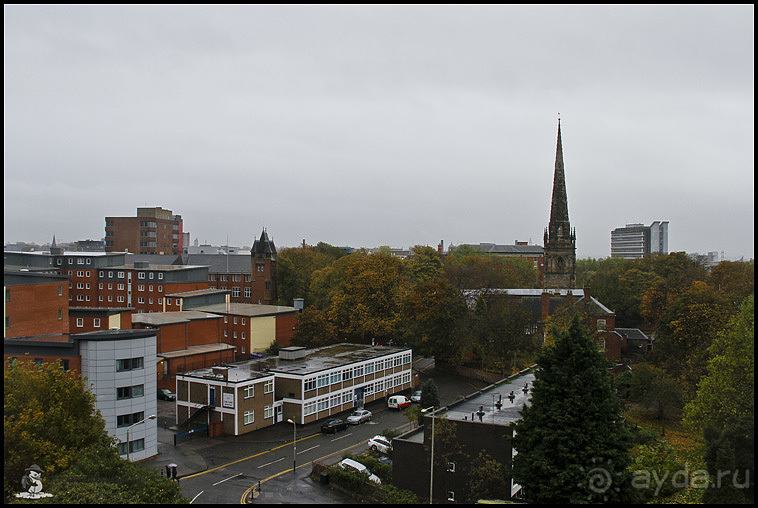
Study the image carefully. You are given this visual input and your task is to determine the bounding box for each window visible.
[117,411,145,428]
[244,385,255,399]
[98,283,103,289]
[304,401,317,416]
[317,374,329,388]
[597,319,607,331]
[241,332,246,340]
[264,379,274,394]
[77,283,84,289]
[166,298,171,305]
[158,273,163,280]
[77,258,84,265]
[118,284,125,290]
[138,272,145,279]
[85,271,90,277]
[264,405,274,419]
[77,271,84,277]
[317,397,328,412]
[108,271,113,278]
[108,296,113,302]
[304,378,317,392]
[117,438,145,456]
[342,391,353,404]
[85,283,90,289]
[138,285,144,291]
[148,285,153,292]
[241,318,246,325]
[244,287,251,298]
[149,272,154,279]
[354,365,364,377]
[117,271,124,279]
[76,318,84,327]
[158,298,162,304]
[330,371,341,385]
[99,271,104,277]
[59,285,63,296]
[447,462,456,473]
[158,286,162,292]
[342,367,353,381]
[117,385,144,400]
[116,357,144,372]
[233,317,238,324]
[58,309,63,320]
[138,297,144,304]
[117,296,125,303]
[365,362,374,375]
[108,283,113,290]
[330,394,341,407]
[93,318,101,328]
[447,492,455,502]
[243,410,255,425]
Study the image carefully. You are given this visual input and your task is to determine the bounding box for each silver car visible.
[346,409,372,425]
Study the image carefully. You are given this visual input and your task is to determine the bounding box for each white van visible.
[338,458,381,485]
[387,395,411,409]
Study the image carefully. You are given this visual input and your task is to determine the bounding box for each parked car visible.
[338,458,381,485]
[387,395,411,409]
[377,455,393,466]
[346,409,372,425]
[410,390,423,403]
[368,435,392,454]
[321,418,348,434]
[157,388,176,401]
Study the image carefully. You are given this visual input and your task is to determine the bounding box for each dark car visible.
[321,418,348,434]
[158,388,176,401]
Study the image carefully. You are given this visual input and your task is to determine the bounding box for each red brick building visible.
[4,271,69,338]
[105,207,183,255]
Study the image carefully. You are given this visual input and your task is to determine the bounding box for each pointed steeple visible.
[548,118,570,239]
[543,117,576,289]
[251,228,277,260]
[50,234,64,255]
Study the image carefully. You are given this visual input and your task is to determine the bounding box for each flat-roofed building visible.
[611,221,669,259]
[175,343,413,435]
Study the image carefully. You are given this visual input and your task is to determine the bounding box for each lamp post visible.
[126,414,156,462]
[422,406,436,504]
[287,418,297,475]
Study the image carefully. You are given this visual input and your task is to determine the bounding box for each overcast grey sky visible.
[4,5,754,260]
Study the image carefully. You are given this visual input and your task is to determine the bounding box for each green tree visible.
[292,307,339,347]
[512,316,637,503]
[708,260,754,309]
[627,364,684,436]
[467,451,511,502]
[629,440,686,502]
[327,253,407,343]
[419,379,440,410]
[683,295,754,434]
[4,359,110,502]
[4,359,187,504]
[653,281,735,395]
[702,418,754,504]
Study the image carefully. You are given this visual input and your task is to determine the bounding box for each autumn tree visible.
[683,294,754,434]
[326,252,407,343]
[708,260,754,309]
[652,281,735,395]
[466,451,511,502]
[292,307,339,347]
[512,316,637,503]
[4,359,110,501]
[626,364,684,435]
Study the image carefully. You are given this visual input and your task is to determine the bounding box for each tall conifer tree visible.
[512,316,636,503]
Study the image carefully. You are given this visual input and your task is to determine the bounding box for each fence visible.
[174,426,208,446]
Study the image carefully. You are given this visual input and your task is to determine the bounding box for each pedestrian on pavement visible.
[171,465,178,482]
[508,391,515,403]
[165,465,171,479]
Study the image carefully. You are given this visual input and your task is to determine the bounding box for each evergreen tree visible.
[512,316,637,503]
[419,379,440,410]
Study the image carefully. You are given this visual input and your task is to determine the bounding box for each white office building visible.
[611,221,669,259]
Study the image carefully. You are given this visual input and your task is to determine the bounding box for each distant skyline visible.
[4,5,754,260]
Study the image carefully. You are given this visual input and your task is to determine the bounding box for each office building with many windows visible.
[610,221,669,258]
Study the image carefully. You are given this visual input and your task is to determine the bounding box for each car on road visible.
[368,435,392,454]
[157,388,176,401]
[338,458,381,485]
[410,390,423,403]
[346,409,372,425]
[387,395,411,409]
[321,418,348,434]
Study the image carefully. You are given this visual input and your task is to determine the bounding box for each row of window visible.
[242,379,274,399]
[303,354,412,392]
[304,390,354,416]
[242,404,276,426]
[210,274,250,282]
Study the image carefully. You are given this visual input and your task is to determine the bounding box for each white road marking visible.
[212,472,243,486]
[331,433,353,442]
[297,444,320,455]
[257,456,285,469]
[190,491,204,504]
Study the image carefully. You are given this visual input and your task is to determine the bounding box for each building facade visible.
[105,207,183,255]
[175,344,413,435]
[4,329,160,462]
[4,271,70,338]
[543,120,576,288]
[610,221,669,259]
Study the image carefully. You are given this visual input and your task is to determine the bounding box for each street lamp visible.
[422,406,436,504]
[126,414,156,462]
[287,418,297,475]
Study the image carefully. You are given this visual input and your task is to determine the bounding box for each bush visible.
[378,484,419,504]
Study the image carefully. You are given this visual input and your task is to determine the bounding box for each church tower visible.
[543,119,576,288]
[250,228,278,304]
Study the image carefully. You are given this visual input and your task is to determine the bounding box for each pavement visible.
[137,357,521,503]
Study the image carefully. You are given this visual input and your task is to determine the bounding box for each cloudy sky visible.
[4,5,754,260]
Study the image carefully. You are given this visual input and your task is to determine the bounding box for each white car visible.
[339,458,381,485]
[368,435,392,454]
[410,390,422,403]
[346,409,372,425]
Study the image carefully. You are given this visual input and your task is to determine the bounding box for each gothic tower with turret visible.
[543,119,576,288]
[250,228,277,304]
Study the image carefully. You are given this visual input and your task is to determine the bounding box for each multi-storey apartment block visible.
[610,221,669,259]
[105,207,183,255]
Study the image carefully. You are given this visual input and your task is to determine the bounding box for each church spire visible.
[543,117,576,289]
[549,118,570,237]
